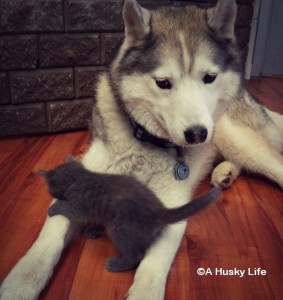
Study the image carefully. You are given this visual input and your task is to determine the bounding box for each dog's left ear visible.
[123,0,151,46]
[207,0,237,39]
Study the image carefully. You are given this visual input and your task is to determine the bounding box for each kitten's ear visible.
[66,155,76,163]
[36,169,48,178]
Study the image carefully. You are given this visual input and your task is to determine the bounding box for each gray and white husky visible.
[1,0,283,299]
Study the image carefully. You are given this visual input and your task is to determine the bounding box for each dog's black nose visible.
[184,126,208,144]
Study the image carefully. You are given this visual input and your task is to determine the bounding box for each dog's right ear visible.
[123,0,151,46]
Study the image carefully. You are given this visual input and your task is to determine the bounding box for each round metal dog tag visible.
[174,162,190,180]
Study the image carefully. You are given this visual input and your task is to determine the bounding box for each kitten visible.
[38,156,220,272]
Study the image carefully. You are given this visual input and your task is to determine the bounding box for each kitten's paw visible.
[105,257,136,272]
[211,161,240,189]
[84,225,104,239]
[48,204,60,217]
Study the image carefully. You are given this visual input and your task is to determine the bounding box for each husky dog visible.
[1,0,282,299]
[38,156,219,272]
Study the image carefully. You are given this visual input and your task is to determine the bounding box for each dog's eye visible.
[155,79,172,90]
[203,74,217,84]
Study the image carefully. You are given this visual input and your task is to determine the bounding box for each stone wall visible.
[0,0,253,137]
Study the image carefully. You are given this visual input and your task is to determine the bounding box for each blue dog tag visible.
[174,162,190,180]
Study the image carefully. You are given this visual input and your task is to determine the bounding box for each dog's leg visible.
[211,161,241,188]
[0,206,80,300]
[214,115,283,189]
[126,221,186,300]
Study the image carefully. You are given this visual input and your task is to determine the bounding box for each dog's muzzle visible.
[184,125,208,144]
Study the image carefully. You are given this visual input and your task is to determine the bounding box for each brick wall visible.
[0,0,253,137]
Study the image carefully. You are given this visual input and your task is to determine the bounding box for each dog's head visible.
[110,0,242,146]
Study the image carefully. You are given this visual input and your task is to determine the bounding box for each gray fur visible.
[40,159,220,272]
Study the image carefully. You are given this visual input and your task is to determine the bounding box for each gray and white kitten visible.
[38,156,220,272]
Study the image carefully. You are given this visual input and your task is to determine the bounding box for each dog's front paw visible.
[125,267,165,300]
[211,161,240,189]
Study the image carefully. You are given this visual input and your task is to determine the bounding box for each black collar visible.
[129,117,190,181]
[129,118,184,157]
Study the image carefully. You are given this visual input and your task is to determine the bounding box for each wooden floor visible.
[0,76,283,300]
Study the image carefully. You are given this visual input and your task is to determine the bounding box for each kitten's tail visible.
[163,187,221,224]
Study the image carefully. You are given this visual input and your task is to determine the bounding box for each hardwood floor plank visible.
[0,136,55,197]
[166,238,190,300]
[245,77,283,113]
